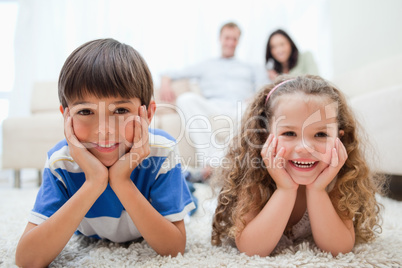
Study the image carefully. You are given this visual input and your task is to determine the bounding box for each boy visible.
[15,38,195,267]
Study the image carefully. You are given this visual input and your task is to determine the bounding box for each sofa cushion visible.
[30,81,59,114]
[2,113,64,169]
[350,84,402,175]
[333,54,402,98]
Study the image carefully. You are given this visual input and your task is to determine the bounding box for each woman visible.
[265,29,318,81]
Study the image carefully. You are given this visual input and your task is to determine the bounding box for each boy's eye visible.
[315,132,328,138]
[282,131,296,137]
[114,108,129,114]
[77,109,93,116]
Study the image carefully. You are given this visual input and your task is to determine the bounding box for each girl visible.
[265,29,318,81]
[211,75,385,257]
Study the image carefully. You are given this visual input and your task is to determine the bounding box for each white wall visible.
[8,0,331,118]
[330,0,402,77]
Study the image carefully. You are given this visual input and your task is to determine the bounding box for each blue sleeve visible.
[28,166,69,224]
[149,158,195,221]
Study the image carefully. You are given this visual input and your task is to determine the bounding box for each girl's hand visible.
[261,134,298,191]
[109,105,150,186]
[64,108,108,192]
[306,138,348,191]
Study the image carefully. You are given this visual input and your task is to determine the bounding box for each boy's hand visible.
[64,108,108,192]
[261,134,298,191]
[109,105,150,186]
[306,138,348,192]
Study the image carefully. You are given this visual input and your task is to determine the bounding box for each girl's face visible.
[68,94,149,167]
[270,93,340,185]
[270,34,292,65]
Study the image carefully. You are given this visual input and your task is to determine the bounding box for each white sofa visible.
[2,54,402,187]
[331,54,402,176]
[2,82,64,187]
[349,84,402,175]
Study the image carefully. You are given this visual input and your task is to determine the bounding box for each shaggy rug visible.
[1,183,402,268]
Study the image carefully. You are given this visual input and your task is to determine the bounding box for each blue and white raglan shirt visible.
[28,128,195,243]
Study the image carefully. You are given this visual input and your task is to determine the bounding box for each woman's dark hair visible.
[265,29,299,74]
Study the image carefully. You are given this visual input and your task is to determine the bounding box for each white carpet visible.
[1,183,402,267]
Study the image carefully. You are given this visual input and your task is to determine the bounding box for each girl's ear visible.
[147,100,156,123]
[59,105,64,115]
[339,130,344,137]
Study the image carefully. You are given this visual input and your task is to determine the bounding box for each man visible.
[159,22,260,181]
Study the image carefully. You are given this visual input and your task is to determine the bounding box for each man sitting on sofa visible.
[159,22,264,181]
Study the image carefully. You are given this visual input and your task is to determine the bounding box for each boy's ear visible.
[59,105,64,115]
[147,100,156,122]
[339,130,344,137]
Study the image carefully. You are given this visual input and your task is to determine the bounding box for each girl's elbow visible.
[330,249,350,257]
[239,248,272,258]
[331,245,354,256]
[322,243,354,257]
[236,238,273,257]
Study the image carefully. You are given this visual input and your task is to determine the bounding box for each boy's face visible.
[67,95,152,167]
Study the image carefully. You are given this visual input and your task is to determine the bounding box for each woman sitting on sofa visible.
[265,29,319,81]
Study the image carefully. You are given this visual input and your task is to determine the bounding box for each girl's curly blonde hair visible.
[211,75,386,246]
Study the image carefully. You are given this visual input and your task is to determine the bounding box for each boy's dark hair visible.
[58,38,153,108]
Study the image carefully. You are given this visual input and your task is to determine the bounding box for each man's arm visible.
[159,76,176,102]
[159,61,206,102]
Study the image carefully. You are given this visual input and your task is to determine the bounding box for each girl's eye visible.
[115,108,129,114]
[77,109,93,116]
[282,131,296,137]
[315,132,328,138]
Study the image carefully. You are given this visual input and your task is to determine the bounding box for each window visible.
[0,0,18,157]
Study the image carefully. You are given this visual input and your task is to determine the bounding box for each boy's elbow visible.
[158,244,185,257]
[15,243,51,268]
[157,236,186,257]
[15,254,50,268]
